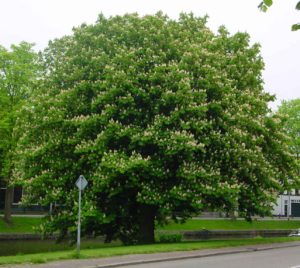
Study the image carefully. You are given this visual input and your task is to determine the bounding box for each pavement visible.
[4,241,300,268]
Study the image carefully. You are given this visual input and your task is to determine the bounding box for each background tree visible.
[0,42,39,223]
[276,99,300,184]
[14,13,297,244]
[259,0,300,31]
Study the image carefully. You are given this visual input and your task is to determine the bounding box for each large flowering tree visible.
[14,13,297,244]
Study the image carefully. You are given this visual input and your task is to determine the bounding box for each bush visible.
[158,233,182,243]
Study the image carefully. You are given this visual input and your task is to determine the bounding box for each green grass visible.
[0,216,42,233]
[0,237,300,265]
[2,217,300,234]
[159,219,300,231]
[1,217,300,265]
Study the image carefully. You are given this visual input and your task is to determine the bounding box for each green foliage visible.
[276,99,300,182]
[158,233,182,243]
[258,0,300,31]
[292,1,300,31]
[0,42,39,187]
[292,23,300,31]
[264,0,273,6]
[258,0,273,12]
[277,99,300,152]
[14,13,297,244]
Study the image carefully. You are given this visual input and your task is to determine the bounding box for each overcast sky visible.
[1,0,299,110]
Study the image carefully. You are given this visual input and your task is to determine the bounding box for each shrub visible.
[158,233,182,243]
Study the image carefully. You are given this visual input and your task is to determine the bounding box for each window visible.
[13,187,23,204]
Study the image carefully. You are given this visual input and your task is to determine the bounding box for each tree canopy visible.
[277,99,300,166]
[0,42,39,222]
[13,13,297,244]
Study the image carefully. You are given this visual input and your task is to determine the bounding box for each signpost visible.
[75,175,88,254]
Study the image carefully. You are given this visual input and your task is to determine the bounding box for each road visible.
[121,246,300,268]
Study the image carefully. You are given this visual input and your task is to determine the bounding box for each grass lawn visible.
[0,237,300,265]
[159,219,300,231]
[0,216,42,233]
[2,217,300,234]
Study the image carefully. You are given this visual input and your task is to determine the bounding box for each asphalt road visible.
[121,246,300,268]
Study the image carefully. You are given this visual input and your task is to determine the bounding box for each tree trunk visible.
[4,186,13,224]
[137,204,156,244]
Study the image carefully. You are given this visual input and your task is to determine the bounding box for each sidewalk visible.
[4,241,300,268]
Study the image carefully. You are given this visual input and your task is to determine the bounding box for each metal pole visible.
[288,191,291,220]
[77,188,81,254]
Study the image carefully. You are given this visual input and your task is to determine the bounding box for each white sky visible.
[1,0,299,110]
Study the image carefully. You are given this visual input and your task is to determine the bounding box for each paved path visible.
[4,241,300,268]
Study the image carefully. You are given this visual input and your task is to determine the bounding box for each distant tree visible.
[277,99,300,174]
[0,42,39,223]
[258,0,300,31]
[14,13,297,244]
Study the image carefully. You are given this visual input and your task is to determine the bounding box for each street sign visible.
[76,175,88,191]
[76,174,88,254]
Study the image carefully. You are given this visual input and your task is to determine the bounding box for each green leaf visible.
[291,23,300,31]
[264,0,273,7]
[258,2,268,12]
[296,1,300,10]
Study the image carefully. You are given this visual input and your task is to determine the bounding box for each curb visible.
[91,242,300,268]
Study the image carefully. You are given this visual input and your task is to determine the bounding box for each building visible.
[272,190,300,217]
[0,185,23,210]
[0,186,46,213]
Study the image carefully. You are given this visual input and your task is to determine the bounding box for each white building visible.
[273,190,300,217]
